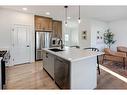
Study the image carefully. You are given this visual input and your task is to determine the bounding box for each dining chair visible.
[84,47,100,75]
[70,45,80,48]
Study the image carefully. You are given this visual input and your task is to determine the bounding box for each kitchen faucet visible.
[58,39,63,49]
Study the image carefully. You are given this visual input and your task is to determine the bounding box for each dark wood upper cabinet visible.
[53,20,62,38]
[35,15,53,32]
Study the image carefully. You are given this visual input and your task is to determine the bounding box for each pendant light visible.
[64,6,68,26]
[78,5,81,23]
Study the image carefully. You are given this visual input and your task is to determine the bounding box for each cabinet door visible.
[35,16,42,31]
[53,21,58,37]
[46,18,53,31]
[35,16,53,31]
[43,51,48,71]
[41,17,52,31]
[57,21,62,38]
[53,20,62,38]
[47,53,54,79]
[41,17,47,31]
[43,52,54,79]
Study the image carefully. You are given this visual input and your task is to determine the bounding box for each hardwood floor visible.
[5,61,127,89]
[96,68,127,89]
[6,61,58,89]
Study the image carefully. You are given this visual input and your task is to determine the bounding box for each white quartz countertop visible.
[42,47,104,62]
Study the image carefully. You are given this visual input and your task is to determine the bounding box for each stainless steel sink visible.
[49,48,64,52]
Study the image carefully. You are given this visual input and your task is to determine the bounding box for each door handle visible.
[27,45,30,47]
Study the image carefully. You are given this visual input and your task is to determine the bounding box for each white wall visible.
[0,8,35,65]
[63,21,79,46]
[109,20,127,51]
[78,19,91,49]
[63,19,108,51]
[90,20,108,51]
[79,19,108,50]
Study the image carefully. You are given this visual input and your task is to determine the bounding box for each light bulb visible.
[65,21,67,26]
[45,12,50,15]
[78,19,81,23]
[65,23,67,26]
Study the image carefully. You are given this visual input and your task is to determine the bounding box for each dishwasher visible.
[54,57,70,89]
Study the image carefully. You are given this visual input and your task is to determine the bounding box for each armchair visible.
[117,46,127,55]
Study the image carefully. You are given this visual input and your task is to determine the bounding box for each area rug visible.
[101,61,127,78]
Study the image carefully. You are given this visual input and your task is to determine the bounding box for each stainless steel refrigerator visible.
[35,32,51,60]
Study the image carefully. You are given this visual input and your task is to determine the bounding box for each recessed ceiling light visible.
[22,8,28,11]
[46,12,50,15]
[67,17,71,19]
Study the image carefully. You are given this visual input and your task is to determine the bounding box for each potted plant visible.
[104,29,116,48]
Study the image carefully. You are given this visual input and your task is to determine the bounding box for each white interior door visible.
[12,24,31,65]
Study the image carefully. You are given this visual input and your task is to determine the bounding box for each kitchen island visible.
[42,47,103,89]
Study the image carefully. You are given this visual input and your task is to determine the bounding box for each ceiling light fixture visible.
[46,12,50,15]
[22,7,28,11]
[64,6,68,26]
[78,6,81,23]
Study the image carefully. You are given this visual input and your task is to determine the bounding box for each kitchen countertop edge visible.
[42,48,104,62]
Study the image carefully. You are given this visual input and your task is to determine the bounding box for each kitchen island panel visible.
[70,56,97,89]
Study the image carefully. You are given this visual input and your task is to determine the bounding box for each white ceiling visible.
[2,6,127,22]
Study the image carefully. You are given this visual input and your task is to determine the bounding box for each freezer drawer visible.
[36,50,42,60]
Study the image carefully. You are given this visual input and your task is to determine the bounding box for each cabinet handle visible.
[46,52,48,58]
